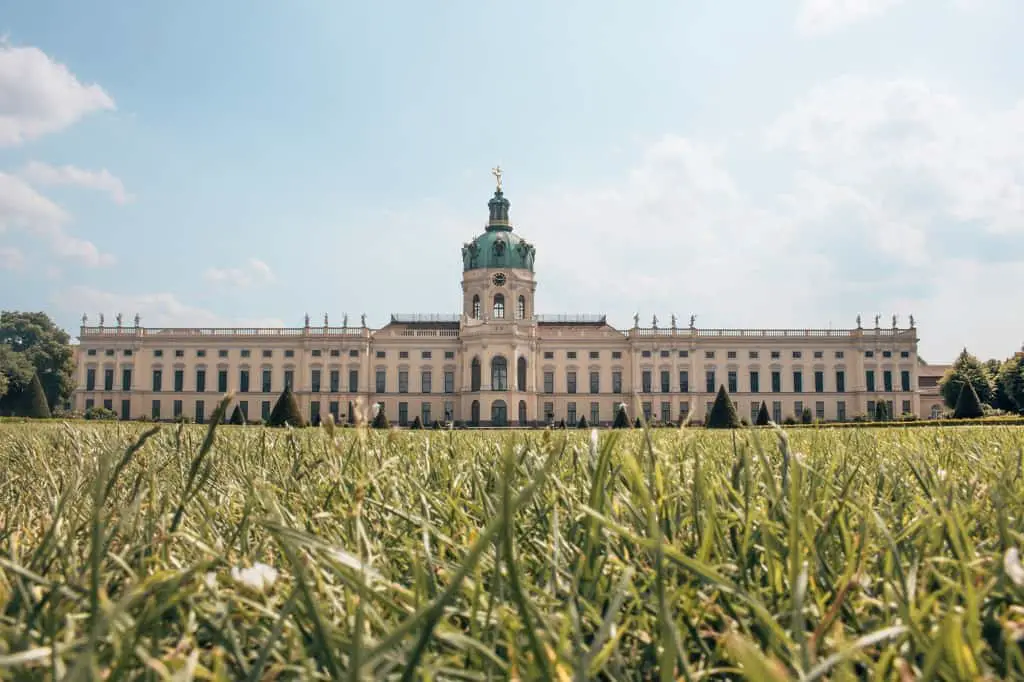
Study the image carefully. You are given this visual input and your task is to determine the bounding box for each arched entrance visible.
[491,400,508,427]
[471,400,481,426]
[517,356,527,391]
[518,400,527,426]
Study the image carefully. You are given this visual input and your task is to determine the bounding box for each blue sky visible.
[0,0,1021,362]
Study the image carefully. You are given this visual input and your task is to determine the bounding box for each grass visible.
[1,399,1023,679]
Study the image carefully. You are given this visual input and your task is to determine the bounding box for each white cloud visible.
[20,161,132,204]
[0,41,115,147]
[53,285,286,330]
[796,0,908,36]
[0,245,24,270]
[0,172,115,267]
[203,258,276,288]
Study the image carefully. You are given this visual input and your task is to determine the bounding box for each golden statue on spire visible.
[492,165,503,191]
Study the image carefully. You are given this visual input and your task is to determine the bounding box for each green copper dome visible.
[461,187,536,272]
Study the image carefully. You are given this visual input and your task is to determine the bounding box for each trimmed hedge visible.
[779,416,1024,429]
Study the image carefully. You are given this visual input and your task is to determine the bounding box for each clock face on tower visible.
[492,272,507,286]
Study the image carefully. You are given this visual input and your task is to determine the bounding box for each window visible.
[771,371,781,393]
[263,350,273,358]
[566,371,576,394]
[749,351,759,359]
[328,401,338,421]
[567,351,577,359]
[284,370,294,390]
[661,370,670,393]
[835,351,844,359]
[792,371,803,393]
[793,351,802,359]
[660,350,670,358]
[472,295,481,319]
[814,351,823,359]
[86,368,96,391]
[330,370,340,392]
[104,368,114,391]
[376,351,386,359]
[311,369,321,393]
[750,402,759,423]
[517,296,526,319]
[471,358,482,391]
[749,371,759,393]
[197,350,207,358]
[882,351,892,358]
[728,371,737,393]
[492,358,508,391]
[882,370,893,392]
[422,370,432,393]
[814,371,824,393]
[285,350,295,358]
[444,371,455,393]
[239,401,248,421]
[151,399,161,419]
[310,401,320,424]
[262,401,272,421]
[398,402,408,426]
[836,371,846,393]
[567,402,577,425]
[900,351,910,359]
[218,370,228,393]
[613,351,623,359]
[312,350,322,357]
[705,351,715,359]
[239,370,250,393]
[815,401,825,421]
[422,351,432,359]
[726,351,736,359]
[589,371,600,393]
[103,399,112,411]
[444,351,455,360]
[219,350,228,358]
[866,370,875,392]
[705,370,715,394]
[590,402,600,425]
[173,400,183,418]
[330,350,340,357]
[865,350,874,358]
[152,369,163,392]
[105,349,115,357]
[544,371,554,393]
[902,400,911,416]
[678,350,688,358]
[122,368,132,391]
[262,369,272,393]
[642,351,652,358]
[87,349,97,357]
[612,371,623,394]
[794,401,803,419]
[642,370,652,393]
[544,351,554,359]
[195,400,205,424]
[661,401,671,423]
[680,402,690,420]
[174,370,184,392]
[196,369,206,393]
[867,400,875,417]
[349,350,359,357]
[83,398,93,411]
[837,401,846,421]
[121,399,130,420]
[493,294,505,319]
[444,400,455,421]
[154,350,163,358]
[679,370,689,393]
[901,370,911,392]
[399,351,409,359]
[772,401,782,423]
[349,370,359,392]
[589,351,600,360]
[175,350,184,358]
[771,351,780,360]
[887,400,895,418]
[376,370,387,393]
[421,402,431,425]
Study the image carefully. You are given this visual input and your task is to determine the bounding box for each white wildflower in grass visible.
[231,562,278,593]
[589,428,599,462]
[1005,548,1024,587]
[330,548,384,586]
[203,572,217,591]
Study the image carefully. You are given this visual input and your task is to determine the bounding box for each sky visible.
[0,0,1021,363]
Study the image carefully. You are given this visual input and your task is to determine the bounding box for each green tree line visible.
[0,311,75,418]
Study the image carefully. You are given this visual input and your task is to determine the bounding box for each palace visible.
[72,172,945,425]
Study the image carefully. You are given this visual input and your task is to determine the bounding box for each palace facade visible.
[72,176,937,425]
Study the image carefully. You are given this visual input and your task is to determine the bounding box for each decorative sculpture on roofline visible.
[856,314,862,328]
[690,314,696,329]
[324,313,329,327]
[633,312,639,328]
[652,314,658,329]
[134,313,141,327]
[343,313,348,328]
[304,313,310,328]
[99,313,105,327]
[361,313,366,327]
[671,314,677,330]
[892,314,897,329]
[492,165,503,192]
[874,314,880,327]
[116,313,123,327]
[909,314,915,328]
[81,313,88,326]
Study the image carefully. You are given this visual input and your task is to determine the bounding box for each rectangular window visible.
[901,370,911,392]
[376,370,386,393]
[239,370,250,393]
[218,370,228,393]
[795,400,804,419]
[902,399,911,416]
[151,399,160,419]
[815,401,825,421]
[544,371,554,394]
[120,399,130,420]
[311,369,321,393]
[443,400,454,421]
[612,351,622,359]
[263,350,272,358]
[398,402,408,426]
[422,351,432,359]
[749,370,759,393]
[867,400,876,418]
[398,371,409,393]
[567,371,576,394]
[349,370,359,393]
[772,401,782,423]
[85,398,94,411]
[567,402,577,424]
[866,370,875,392]
[328,401,339,421]
[444,371,454,393]
[814,371,824,393]
[195,399,205,424]
[680,401,690,420]
[86,368,96,391]
[612,371,623,393]
[771,371,781,393]
[310,401,320,424]
[104,368,114,391]
[218,350,228,358]
[837,400,846,421]
[642,370,652,393]
[239,401,248,421]
[173,399,183,418]
[705,370,715,394]
[103,398,113,411]
[262,400,271,421]
[399,351,408,359]
[350,350,359,357]
[174,370,184,392]
[421,371,432,393]
[152,369,162,392]
[196,369,206,393]
[661,370,670,393]
[262,369,272,393]
[836,370,846,393]
[750,402,759,423]
[679,370,689,393]
[590,371,600,394]
[543,401,554,423]
[887,400,895,419]
[642,402,652,421]
[284,370,294,391]
[421,402,431,425]
[660,401,671,423]
[330,370,340,392]
[883,370,893,392]
[590,401,600,425]
[704,401,712,417]
[793,371,803,393]
[589,351,599,360]
[285,350,294,358]
[727,371,737,393]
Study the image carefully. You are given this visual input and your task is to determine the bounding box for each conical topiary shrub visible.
[874,401,889,422]
[706,385,741,429]
[634,416,643,429]
[612,404,630,429]
[576,414,589,428]
[19,373,51,418]
[371,403,390,429]
[267,386,304,427]
[755,401,770,426]
[953,381,984,419]
[410,415,422,430]
[229,404,245,425]
[801,407,813,424]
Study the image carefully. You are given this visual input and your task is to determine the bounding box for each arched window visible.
[493,294,505,319]
[517,295,526,320]
[517,356,527,392]
[471,400,481,426]
[472,295,481,319]
[518,400,528,426]
[471,357,481,391]
[491,356,508,391]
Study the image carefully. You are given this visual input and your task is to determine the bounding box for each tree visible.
[0,345,36,414]
[229,405,245,425]
[997,356,1024,413]
[410,415,422,430]
[18,373,51,418]
[576,414,589,428]
[953,381,984,419]
[755,401,770,426]
[371,403,389,429]
[874,401,889,421]
[0,311,75,410]
[801,407,813,424]
[612,404,630,429]
[267,387,304,427]
[706,385,741,429]
[939,348,993,409]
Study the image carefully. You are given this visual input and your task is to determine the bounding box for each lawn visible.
[1,400,1023,679]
